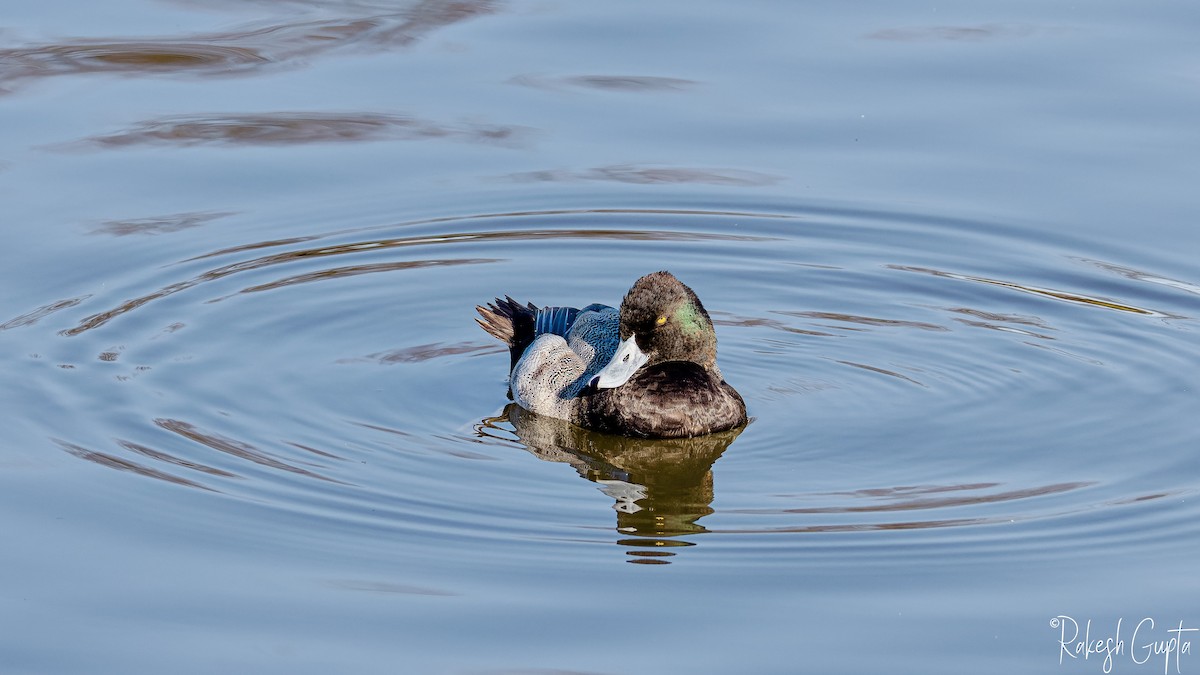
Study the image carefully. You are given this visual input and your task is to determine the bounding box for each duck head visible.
[591,271,719,389]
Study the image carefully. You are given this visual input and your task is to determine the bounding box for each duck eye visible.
[655,315,668,327]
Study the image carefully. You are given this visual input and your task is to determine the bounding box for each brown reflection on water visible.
[1079,258,1200,297]
[55,438,217,491]
[91,211,236,236]
[778,310,948,332]
[70,113,527,149]
[717,481,1095,533]
[235,258,496,293]
[118,439,238,478]
[325,579,457,597]
[0,41,267,91]
[836,359,926,387]
[947,307,1055,340]
[501,164,781,187]
[339,341,501,365]
[712,312,835,337]
[183,235,322,261]
[889,265,1172,317]
[55,423,349,489]
[509,73,697,93]
[0,296,90,332]
[0,0,498,94]
[155,418,344,483]
[479,404,741,564]
[866,23,1035,42]
[755,481,1094,514]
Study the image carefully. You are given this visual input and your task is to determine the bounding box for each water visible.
[2,1,1198,673]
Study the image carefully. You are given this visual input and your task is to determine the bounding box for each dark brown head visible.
[619,271,717,368]
[592,271,720,389]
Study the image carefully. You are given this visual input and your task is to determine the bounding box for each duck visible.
[476,271,746,439]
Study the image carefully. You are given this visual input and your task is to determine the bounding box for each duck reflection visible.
[483,403,742,563]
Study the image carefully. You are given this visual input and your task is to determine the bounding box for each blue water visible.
[2,1,1198,673]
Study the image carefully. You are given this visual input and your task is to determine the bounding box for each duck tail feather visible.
[476,296,540,372]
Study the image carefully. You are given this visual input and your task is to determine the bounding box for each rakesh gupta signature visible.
[1052,616,1196,673]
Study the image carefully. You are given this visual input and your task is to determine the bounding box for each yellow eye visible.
[655,315,668,327]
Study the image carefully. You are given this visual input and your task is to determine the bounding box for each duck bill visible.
[590,335,649,389]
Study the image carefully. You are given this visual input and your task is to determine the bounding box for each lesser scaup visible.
[476,271,746,438]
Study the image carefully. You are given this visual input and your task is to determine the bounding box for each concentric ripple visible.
[4,199,1197,565]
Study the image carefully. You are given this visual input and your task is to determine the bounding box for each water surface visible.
[2,1,1198,673]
